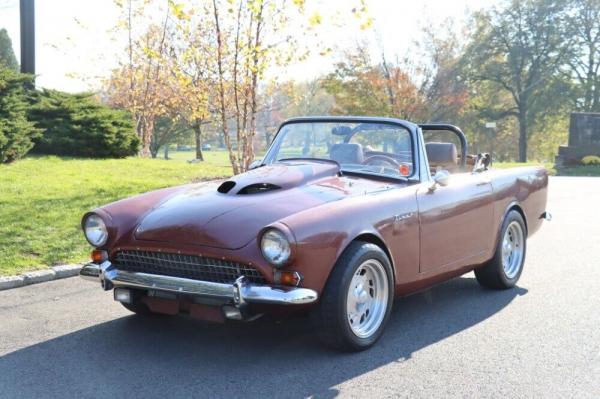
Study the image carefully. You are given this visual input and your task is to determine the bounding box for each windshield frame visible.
[261,116,422,182]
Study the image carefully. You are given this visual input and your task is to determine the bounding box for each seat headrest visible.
[426,142,458,169]
[330,143,364,164]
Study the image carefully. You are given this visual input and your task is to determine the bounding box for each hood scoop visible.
[217,180,236,193]
[217,180,280,195]
[216,162,340,195]
[237,183,281,194]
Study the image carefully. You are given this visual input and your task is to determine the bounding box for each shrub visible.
[30,90,140,158]
[0,67,41,163]
[0,28,19,72]
[581,155,600,165]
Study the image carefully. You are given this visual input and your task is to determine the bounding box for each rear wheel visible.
[311,242,394,351]
[475,210,527,289]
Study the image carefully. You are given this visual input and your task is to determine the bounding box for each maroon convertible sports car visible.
[80,116,549,351]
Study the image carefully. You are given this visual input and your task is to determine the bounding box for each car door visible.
[416,173,494,273]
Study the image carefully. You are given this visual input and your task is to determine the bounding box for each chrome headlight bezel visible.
[260,228,292,267]
[82,213,109,247]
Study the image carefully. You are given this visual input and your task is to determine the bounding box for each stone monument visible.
[556,112,600,165]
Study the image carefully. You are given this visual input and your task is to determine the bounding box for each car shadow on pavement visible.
[0,275,527,399]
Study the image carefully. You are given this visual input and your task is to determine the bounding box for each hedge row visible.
[0,68,40,163]
[0,66,140,164]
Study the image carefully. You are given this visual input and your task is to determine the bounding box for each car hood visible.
[133,161,393,249]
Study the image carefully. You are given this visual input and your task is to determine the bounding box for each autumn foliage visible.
[104,0,600,165]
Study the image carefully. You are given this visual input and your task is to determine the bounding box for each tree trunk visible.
[245,4,263,172]
[139,117,154,157]
[163,144,169,159]
[148,123,158,159]
[194,124,204,161]
[592,78,600,112]
[518,111,528,162]
[212,0,239,175]
[149,139,158,158]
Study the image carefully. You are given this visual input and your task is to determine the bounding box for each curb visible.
[0,264,82,291]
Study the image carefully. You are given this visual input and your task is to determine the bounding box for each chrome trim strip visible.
[80,262,101,281]
[79,262,318,306]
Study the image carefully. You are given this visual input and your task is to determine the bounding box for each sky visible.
[0,0,497,93]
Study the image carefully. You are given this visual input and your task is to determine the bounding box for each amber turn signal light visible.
[399,163,410,176]
[91,250,108,264]
[274,270,303,287]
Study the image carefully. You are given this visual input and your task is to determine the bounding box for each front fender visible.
[279,187,419,294]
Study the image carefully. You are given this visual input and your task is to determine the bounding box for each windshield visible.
[265,121,414,179]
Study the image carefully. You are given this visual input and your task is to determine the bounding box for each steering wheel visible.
[362,154,401,168]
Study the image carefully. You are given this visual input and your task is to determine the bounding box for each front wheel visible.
[475,210,527,289]
[311,242,394,351]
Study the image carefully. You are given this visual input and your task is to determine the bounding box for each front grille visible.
[113,250,266,284]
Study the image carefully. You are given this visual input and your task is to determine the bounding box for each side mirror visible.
[430,170,450,191]
[248,159,262,170]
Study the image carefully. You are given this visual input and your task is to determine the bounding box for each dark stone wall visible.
[556,113,600,165]
[569,113,600,147]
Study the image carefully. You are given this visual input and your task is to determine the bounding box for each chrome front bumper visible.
[80,261,318,307]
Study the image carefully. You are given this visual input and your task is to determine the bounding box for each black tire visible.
[311,241,394,351]
[475,210,527,289]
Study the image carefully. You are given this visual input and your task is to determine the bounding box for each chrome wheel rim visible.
[502,221,524,279]
[346,259,389,339]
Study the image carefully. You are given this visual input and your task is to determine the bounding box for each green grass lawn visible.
[0,154,232,276]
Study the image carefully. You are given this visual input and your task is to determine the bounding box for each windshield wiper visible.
[277,157,340,167]
[340,167,408,182]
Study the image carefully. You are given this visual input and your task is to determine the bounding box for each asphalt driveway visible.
[1,177,599,398]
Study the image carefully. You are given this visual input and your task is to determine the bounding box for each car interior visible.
[425,142,459,174]
[278,123,479,178]
[328,141,461,177]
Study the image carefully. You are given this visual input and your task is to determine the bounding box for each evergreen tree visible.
[30,89,140,158]
[0,66,40,163]
[0,28,19,72]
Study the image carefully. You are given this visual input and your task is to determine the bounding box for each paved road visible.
[1,177,599,398]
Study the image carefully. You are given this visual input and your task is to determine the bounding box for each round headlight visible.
[260,229,291,267]
[83,214,108,247]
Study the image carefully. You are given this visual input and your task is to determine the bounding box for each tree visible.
[30,90,140,158]
[210,0,284,174]
[0,28,19,72]
[566,0,600,112]
[106,0,174,156]
[207,0,368,173]
[324,43,437,120]
[463,0,570,162]
[416,23,469,122]
[168,2,214,161]
[149,116,191,159]
[0,67,40,163]
[254,79,333,148]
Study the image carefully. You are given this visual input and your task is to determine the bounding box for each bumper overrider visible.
[80,261,318,307]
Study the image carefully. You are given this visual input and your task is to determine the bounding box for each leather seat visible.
[330,143,364,165]
[426,142,458,172]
